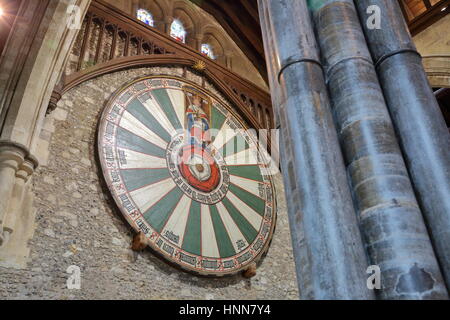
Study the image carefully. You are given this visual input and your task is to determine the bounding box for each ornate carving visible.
[64,0,274,133]
[47,74,65,115]
[192,60,206,71]
[98,75,277,276]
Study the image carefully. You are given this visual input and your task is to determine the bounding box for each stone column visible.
[164,17,174,35]
[0,152,38,269]
[310,0,448,299]
[3,158,37,233]
[258,0,374,299]
[355,0,450,289]
[0,0,90,267]
[258,4,283,129]
[194,34,203,52]
[0,141,31,246]
[224,50,234,70]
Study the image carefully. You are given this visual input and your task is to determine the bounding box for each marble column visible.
[310,0,448,299]
[258,0,374,299]
[355,0,450,289]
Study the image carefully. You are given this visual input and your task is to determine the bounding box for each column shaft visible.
[3,159,35,232]
[0,141,38,247]
[0,166,18,227]
[258,4,284,129]
[258,0,374,299]
[355,0,450,289]
[0,145,24,246]
[310,0,448,299]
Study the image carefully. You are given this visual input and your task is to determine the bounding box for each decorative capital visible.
[16,159,37,182]
[47,90,62,115]
[0,142,27,171]
[0,140,39,172]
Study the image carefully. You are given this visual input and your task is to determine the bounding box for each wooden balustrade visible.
[61,0,274,132]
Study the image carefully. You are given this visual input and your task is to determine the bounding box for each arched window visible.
[170,20,186,43]
[201,44,215,59]
[137,9,154,27]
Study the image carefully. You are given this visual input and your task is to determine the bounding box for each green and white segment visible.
[98,76,276,275]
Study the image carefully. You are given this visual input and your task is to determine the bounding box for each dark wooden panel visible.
[400,0,449,35]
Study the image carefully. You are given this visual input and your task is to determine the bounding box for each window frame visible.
[136,8,154,27]
[201,43,215,59]
[170,19,187,43]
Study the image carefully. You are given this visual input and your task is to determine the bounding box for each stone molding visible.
[0,140,39,171]
[0,140,38,247]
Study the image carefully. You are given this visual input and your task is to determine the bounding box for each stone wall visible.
[413,14,450,56]
[0,67,298,300]
[413,14,450,88]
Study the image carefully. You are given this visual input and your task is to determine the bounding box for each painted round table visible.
[98,76,276,276]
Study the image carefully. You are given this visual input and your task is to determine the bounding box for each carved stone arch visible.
[199,25,229,66]
[202,33,225,64]
[136,0,165,32]
[171,1,201,48]
[153,0,172,17]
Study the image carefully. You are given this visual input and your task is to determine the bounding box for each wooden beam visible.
[77,13,93,71]
[188,0,267,82]
[110,25,118,60]
[406,0,450,35]
[94,18,105,64]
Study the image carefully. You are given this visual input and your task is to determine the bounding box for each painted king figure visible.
[186,95,211,149]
